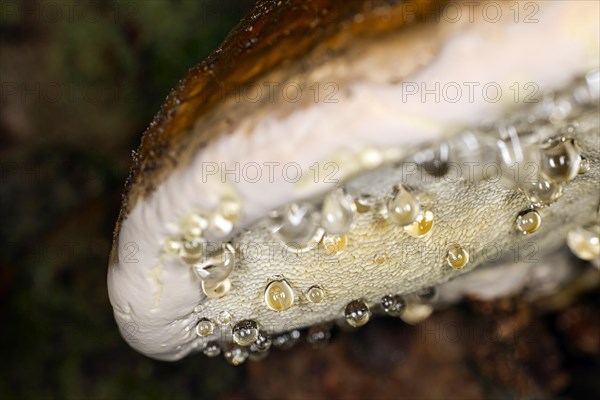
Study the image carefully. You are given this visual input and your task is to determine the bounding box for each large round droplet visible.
[381,295,406,317]
[321,188,356,234]
[386,185,420,227]
[306,286,325,304]
[203,341,221,357]
[270,203,323,249]
[516,210,541,234]
[232,320,260,346]
[540,138,581,184]
[344,300,370,327]
[520,178,562,206]
[209,198,242,237]
[201,278,231,299]
[322,233,348,254]
[404,210,434,238]
[264,279,295,311]
[223,345,249,365]
[567,225,600,261]
[193,243,235,282]
[195,319,214,337]
[250,330,272,353]
[446,244,469,269]
[163,238,182,255]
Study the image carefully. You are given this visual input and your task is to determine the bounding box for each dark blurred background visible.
[1,1,599,399]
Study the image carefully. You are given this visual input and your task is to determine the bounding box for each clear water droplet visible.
[446,244,469,269]
[223,345,249,365]
[272,329,301,349]
[386,185,420,227]
[516,210,541,235]
[193,243,235,282]
[567,224,600,261]
[264,279,295,311]
[404,210,434,238]
[321,188,356,234]
[195,319,215,337]
[521,178,562,206]
[306,324,332,348]
[540,138,581,183]
[381,295,406,317]
[306,286,325,304]
[250,330,272,353]
[203,341,221,357]
[270,203,323,249]
[355,193,376,213]
[232,320,260,346]
[344,300,370,327]
[217,311,232,325]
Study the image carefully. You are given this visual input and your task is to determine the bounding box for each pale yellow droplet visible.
[400,303,433,325]
[516,210,541,234]
[202,278,231,299]
[180,213,208,241]
[306,286,325,304]
[404,210,434,238]
[264,279,295,311]
[578,155,590,174]
[195,319,214,337]
[567,225,600,261]
[322,234,348,254]
[217,311,232,325]
[374,254,386,265]
[163,238,182,254]
[446,244,469,269]
[386,185,420,227]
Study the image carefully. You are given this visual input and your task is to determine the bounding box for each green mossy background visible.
[1,1,252,398]
[2,1,599,399]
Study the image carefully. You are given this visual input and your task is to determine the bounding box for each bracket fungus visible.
[108,0,600,362]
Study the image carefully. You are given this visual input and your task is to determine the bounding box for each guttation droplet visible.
[203,341,221,357]
[540,137,581,184]
[180,212,208,241]
[567,224,600,261]
[232,320,260,346]
[250,330,272,353]
[306,286,325,304]
[270,203,323,247]
[381,295,406,317]
[322,233,348,254]
[520,178,562,207]
[344,300,370,327]
[193,242,235,283]
[306,324,332,348]
[404,210,434,238]
[272,329,302,349]
[264,279,295,311]
[223,345,249,365]
[578,155,590,174]
[446,244,469,269]
[202,278,231,299]
[195,319,214,337]
[320,188,356,234]
[386,185,420,227]
[516,210,541,234]
[217,311,232,325]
